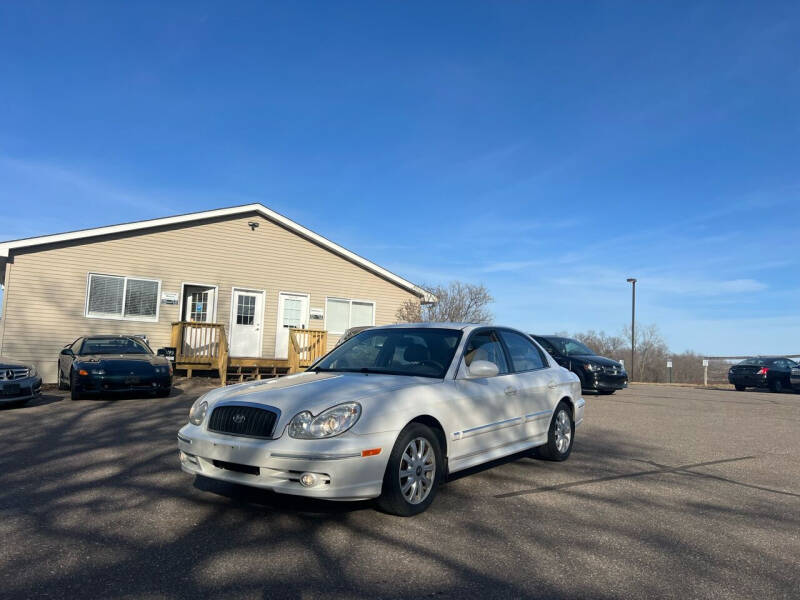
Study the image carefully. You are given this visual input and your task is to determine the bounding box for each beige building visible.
[0,204,432,383]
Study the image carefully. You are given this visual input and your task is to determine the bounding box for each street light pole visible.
[626,278,637,382]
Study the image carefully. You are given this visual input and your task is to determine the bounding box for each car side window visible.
[500,331,547,372]
[536,337,558,355]
[463,330,509,375]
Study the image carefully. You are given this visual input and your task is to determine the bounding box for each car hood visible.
[571,355,622,368]
[0,356,30,369]
[202,371,440,422]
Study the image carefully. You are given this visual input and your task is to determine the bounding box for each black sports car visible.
[532,335,627,394]
[58,335,172,400]
[728,357,797,393]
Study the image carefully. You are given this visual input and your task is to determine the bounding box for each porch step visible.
[225,363,291,385]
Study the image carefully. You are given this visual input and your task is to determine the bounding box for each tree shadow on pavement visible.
[0,390,798,599]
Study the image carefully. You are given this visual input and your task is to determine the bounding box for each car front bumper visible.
[77,374,172,394]
[0,376,42,404]
[584,371,628,391]
[792,375,800,391]
[177,424,398,500]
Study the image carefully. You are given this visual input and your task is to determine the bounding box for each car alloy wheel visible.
[377,423,443,516]
[554,409,572,454]
[399,437,436,505]
[534,401,574,462]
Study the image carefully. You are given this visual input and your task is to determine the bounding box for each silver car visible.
[0,357,42,407]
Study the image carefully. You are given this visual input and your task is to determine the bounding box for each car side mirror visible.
[60,348,74,356]
[467,360,500,378]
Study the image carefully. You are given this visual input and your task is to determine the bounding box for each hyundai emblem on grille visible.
[232,413,246,425]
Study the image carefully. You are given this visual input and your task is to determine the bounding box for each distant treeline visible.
[564,325,723,384]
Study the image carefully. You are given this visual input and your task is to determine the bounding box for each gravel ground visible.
[1,382,798,599]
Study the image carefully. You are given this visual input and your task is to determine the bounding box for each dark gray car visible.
[0,357,42,407]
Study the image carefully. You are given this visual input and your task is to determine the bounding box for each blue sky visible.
[1,1,799,355]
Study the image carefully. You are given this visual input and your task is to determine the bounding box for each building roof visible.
[0,203,435,302]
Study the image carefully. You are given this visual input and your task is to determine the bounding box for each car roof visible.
[369,323,523,333]
[81,334,146,339]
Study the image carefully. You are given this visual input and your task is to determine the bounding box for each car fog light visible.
[299,472,319,487]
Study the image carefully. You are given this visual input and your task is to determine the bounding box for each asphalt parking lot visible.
[1,383,798,599]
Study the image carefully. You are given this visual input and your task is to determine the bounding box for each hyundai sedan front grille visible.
[208,405,278,439]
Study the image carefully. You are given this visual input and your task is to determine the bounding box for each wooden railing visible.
[170,323,328,382]
[288,329,328,373]
[170,322,229,384]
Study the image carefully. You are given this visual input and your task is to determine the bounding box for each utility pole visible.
[627,278,637,382]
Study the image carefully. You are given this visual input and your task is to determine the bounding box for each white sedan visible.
[178,323,584,516]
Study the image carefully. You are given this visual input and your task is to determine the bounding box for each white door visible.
[498,329,556,438]
[275,293,309,359]
[185,288,215,322]
[449,329,526,469]
[230,289,264,357]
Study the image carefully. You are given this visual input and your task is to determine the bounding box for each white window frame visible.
[324,297,376,335]
[84,272,162,323]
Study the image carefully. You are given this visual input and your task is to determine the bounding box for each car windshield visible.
[312,328,462,378]
[79,337,152,355]
[548,337,596,356]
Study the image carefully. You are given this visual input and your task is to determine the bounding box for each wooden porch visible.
[170,322,328,385]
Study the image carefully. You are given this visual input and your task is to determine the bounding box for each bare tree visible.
[396,281,493,324]
[573,330,627,359]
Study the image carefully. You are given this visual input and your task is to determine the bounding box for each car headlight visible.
[288,402,362,439]
[28,365,38,378]
[583,363,601,372]
[189,398,209,426]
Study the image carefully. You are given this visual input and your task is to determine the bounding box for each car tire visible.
[769,379,783,393]
[57,365,69,391]
[574,370,588,391]
[534,401,574,462]
[376,423,443,517]
[734,385,746,391]
[598,390,615,395]
[156,388,171,398]
[70,370,82,401]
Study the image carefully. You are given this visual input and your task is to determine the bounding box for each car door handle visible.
[547,381,558,389]
[504,386,518,396]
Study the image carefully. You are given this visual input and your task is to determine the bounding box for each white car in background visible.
[178,323,584,516]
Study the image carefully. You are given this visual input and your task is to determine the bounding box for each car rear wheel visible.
[534,401,574,461]
[734,385,746,391]
[57,365,69,390]
[70,370,82,400]
[376,423,443,517]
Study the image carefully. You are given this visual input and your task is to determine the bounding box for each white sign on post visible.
[702,359,709,367]
[666,361,673,368]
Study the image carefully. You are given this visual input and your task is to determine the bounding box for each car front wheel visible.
[70,370,82,400]
[735,385,746,391]
[376,423,443,517]
[770,379,783,393]
[534,401,574,461]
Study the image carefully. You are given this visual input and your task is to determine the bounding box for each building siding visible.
[0,212,419,383]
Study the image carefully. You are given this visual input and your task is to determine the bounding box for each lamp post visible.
[626,278,637,382]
